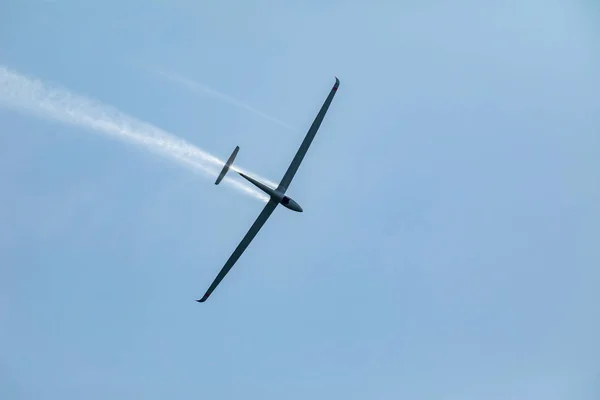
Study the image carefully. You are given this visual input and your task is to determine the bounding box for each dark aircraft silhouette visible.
[198,77,340,302]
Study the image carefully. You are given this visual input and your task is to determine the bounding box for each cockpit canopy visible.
[280,196,303,212]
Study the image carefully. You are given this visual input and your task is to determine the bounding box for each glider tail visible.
[215,146,239,185]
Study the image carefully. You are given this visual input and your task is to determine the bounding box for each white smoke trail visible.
[148,67,298,133]
[0,65,269,202]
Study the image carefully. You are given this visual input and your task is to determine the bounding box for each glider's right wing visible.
[197,198,279,302]
[277,77,340,192]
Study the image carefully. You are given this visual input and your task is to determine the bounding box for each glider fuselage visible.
[238,171,303,212]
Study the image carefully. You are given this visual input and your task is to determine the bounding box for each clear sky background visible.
[1,0,599,399]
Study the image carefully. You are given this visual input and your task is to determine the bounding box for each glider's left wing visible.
[197,198,279,302]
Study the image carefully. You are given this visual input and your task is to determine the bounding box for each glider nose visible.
[288,198,303,212]
[281,196,303,212]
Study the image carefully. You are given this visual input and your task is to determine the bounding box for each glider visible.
[197,77,340,302]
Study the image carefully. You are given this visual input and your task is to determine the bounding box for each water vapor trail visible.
[0,65,269,202]
[148,67,298,132]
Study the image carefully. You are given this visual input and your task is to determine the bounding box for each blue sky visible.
[1,0,599,398]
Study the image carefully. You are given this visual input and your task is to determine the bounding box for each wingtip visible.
[196,294,209,303]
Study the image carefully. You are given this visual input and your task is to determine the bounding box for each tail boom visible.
[238,172,278,198]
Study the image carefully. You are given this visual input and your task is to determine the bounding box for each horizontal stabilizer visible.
[215,146,239,185]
